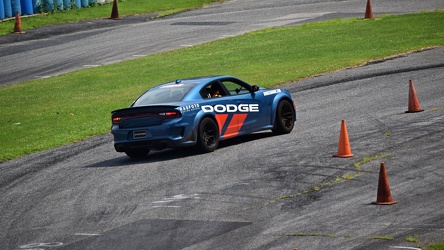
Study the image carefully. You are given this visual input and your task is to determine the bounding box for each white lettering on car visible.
[201,104,259,113]
[179,103,200,113]
[263,89,281,96]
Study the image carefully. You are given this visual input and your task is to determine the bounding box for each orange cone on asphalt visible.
[333,119,353,158]
[372,162,397,205]
[110,0,120,19]
[14,11,25,34]
[405,80,424,113]
[364,0,373,19]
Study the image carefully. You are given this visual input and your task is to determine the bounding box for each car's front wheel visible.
[272,99,295,134]
[125,149,150,158]
[197,117,219,153]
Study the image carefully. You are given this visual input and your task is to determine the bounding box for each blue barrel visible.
[74,0,80,8]
[3,0,12,18]
[31,0,39,13]
[54,0,61,10]
[62,0,69,9]
[12,0,21,15]
[20,0,33,14]
[80,0,87,7]
[0,0,4,20]
[43,0,53,11]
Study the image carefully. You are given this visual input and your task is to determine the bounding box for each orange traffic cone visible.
[364,0,373,19]
[405,80,424,113]
[372,163,397,205]
[110,0,120,19]
[14,11,25,34]
[333,119,353,158]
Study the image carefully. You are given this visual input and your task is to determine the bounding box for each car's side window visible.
[220,80,250,95]
[201,82,229,99]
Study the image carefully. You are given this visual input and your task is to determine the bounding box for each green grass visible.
[0,0,223,35]
[0,11,443,162]
[405,235,420,243]
[353,153,391,170]
[371,235,394,241]
[424,242,444,250]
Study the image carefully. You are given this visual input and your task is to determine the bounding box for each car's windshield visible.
[132,83,196,106]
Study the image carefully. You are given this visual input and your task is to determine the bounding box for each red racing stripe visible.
[223,113,248,139]
[215,114,229,135]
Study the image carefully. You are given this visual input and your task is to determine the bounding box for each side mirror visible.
[251,85,259,92]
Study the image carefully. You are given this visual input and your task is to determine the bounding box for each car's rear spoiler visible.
[111,105,180,115]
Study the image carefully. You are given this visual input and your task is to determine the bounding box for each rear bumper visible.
[111,122,197,152]
[114,139,179,152]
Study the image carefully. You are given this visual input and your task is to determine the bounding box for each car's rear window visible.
[132,83,196,106]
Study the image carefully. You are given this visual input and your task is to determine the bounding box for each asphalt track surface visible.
[1,1,444,250]
[1,0,444,86]
[1,47,444,250]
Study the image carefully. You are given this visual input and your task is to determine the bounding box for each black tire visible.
[125,149,150,158]
[272,99,295,134]
[196,117,219,153]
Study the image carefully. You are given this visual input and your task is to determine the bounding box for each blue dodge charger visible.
[111,76,296,158]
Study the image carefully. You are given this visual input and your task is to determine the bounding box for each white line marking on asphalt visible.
[74,233,101,236]
[19,242,64,248]
[152,193,200,205]
[390,247,422,250]
[83,65,100,68]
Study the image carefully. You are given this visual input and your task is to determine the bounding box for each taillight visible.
[112,116,123,124]
[112,110,181,124]
[159,111,181,119]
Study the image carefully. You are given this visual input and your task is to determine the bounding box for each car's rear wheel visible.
[125,149,150,158]
[272,99,295,134]
[197,117,219,153]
